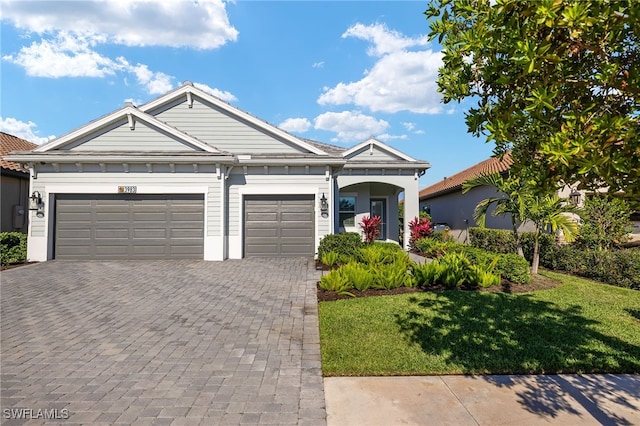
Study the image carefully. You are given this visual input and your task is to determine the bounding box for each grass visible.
[319,271,640,376]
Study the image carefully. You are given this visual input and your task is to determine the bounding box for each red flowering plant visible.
[408,216,432,250]
[359,215,382,243]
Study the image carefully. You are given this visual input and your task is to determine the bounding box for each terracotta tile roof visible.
[1,132,38,172]
[419,151,513,200]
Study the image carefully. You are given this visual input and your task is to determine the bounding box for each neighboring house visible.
[419,152,534,242]
[1,132,37,233]
[419,151,640,243]
[6,82,430,261]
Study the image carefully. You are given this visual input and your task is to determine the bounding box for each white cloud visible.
[318,23,443,114]
[342,23,429,57]
[314,110,389,143]
[129,63,173,95]
[0,0,238,49]
[377,133,408,141]
[193,82,238,102]
[0,117,55,144]
[312,61,324,68]
[402,122,415,131]
[2,31,126,78]
[279,118,311,133]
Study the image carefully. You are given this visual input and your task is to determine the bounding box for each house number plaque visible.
[118,185,137,194]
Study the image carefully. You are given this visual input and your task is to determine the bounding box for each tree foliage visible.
[462,172,527,256]
[576,195,632,250]
[425,0,640,198]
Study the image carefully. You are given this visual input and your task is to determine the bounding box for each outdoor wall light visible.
[320,193,329,218]
[569,188,581,206]
[29,191,43,210]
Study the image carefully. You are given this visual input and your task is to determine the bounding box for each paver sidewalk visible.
[1,258,325,425]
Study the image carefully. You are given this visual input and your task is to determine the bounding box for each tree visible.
[576,195,632,250]
[525,194,579,274]
[425,0,640,198]
[462,173,527,257]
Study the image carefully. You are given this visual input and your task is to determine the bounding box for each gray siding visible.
[346,146,404,162]
[152,98,306,154]
[64,119,202,151]
[226,167,330,237]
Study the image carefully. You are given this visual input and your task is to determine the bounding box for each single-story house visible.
[1,132,37,233]
[419,151,640,243]
[419,152,532,242]
[6,82,430,261]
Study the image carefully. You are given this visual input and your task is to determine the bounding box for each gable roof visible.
[139,82,329,156]
[419,151,513,200]
[1,132,37,172]
[34,105,221,153]
[342,137,418,162]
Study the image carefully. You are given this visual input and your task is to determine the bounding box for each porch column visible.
[403,177,420,250]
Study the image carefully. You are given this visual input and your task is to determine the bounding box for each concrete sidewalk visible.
[325,374,640,425]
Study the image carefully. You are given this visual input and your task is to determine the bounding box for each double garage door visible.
[244,195,315,256]
[55,194,204,259]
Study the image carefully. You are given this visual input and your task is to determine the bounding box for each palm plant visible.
[462,173,528,257]
[525,194,579,274]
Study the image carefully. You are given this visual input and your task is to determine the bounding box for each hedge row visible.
[468,227,555,263]
[0,232,27,266]
[541,245,640,289]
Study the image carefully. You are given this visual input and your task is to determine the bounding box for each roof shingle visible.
[1,132,38,172]
[419,151,512,200]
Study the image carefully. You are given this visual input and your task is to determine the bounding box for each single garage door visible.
[244,195,315,256]
[55,194,204,259]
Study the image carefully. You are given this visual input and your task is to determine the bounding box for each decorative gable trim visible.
[342,137,417,162]
[34,106,220,153]
[139,82,329,156]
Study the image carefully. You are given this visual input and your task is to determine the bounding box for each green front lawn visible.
[319,271,640,376]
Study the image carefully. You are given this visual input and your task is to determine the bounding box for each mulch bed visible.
[317,271,563,302]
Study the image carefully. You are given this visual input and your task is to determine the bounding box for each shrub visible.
[575,196,633,250]
[321,251,340,268]
[357,243,400,265]
[408,216,433,250]
[468,263,501,288]
[413,238,461,258]
[0,232,27,266]
[449,246,531,284]
[438,253,472,288]
[468,227,515,254]
[319,269,354,296]
[317,233,364,262]
[411,261,442,287]
[542,246,640,289]
[360,215,382,243]
[372,262,414,290]
[469,227,554,264]
[340,262,375,291]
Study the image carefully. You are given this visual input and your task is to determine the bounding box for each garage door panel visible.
[280,228,314,238]
[244,195,314,257]
[56,194,204,259]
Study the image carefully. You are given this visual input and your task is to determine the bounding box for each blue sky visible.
[0,0,495,188]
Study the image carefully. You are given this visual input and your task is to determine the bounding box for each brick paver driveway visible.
[1,258,325,425]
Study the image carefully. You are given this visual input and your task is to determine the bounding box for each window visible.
[339,196,356,227]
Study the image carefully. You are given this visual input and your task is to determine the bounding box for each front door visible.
[370,198,386,240]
